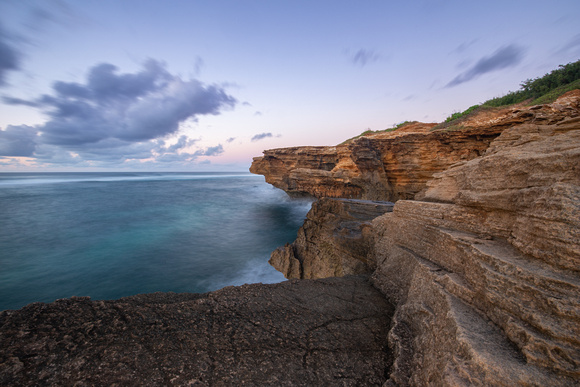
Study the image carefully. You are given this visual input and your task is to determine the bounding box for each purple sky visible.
[0,0,579,171]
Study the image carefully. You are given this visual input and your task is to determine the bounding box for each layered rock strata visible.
[263,91,580,385]
[2,92,578,386]
[250,98,580,202]
[372,112,580,385]
[0,276,394,386]
[270,198,394,279]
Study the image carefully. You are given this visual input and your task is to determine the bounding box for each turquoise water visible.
[0,172,312,311]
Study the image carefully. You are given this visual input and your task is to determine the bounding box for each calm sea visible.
[0,172,312,311]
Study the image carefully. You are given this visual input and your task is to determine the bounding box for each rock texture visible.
[0,276,394,386]
[3,91,579,386]
[371,108,580,385]
[270,198,393,279]
[263,91,580,385]
[250,99,580,202]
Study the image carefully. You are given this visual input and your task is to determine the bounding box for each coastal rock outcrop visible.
[372,112,580,385]
[270,198,394,279]
[250,97,580,202]
[262,91,580,385]
[0,276,394,386]
[2,91,578,386]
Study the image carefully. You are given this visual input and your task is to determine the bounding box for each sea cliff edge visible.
[1,92,579,386]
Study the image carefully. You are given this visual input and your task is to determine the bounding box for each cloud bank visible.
[446,44,525,87]
[0,59,236,167]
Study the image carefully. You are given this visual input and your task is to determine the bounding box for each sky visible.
[0,0,578,172]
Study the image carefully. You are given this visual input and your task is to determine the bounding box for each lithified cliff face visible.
[253,91,580,385]
[1,93,578,386]
[250,98,580,202]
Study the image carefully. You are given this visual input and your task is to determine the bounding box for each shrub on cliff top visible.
[340,121,417,145]
[482,59,580,107]
[437,59,580,129]
[444,104,481,123]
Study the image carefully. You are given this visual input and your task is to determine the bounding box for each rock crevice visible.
[258,91,580,385]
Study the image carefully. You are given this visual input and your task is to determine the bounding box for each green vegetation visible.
[527,78,580,105]
[342,60,580,141]
[340,121,417,145]
[444,104,481,123]
[483,60,580,107]
[438,59,580,128]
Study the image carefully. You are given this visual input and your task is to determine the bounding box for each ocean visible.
[0,172,312,311]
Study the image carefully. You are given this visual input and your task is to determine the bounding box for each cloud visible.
[349,49,380,67]
[0,24,22,86]
[451,39,479,55]
[4,59,236,147]
[194,144,224,156]
[446,44,525,87]
[251,132,273,142]
[226,137,236,143]
[0,125,37,156]
[2,96,41,107]
[558,33,580,55]
[0,59,238,167]
[164,135,198,152]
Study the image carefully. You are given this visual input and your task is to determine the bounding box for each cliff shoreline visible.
[1,91,579,385]
[252,91,580,385]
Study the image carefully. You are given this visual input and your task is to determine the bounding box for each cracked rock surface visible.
[0,276,394,386]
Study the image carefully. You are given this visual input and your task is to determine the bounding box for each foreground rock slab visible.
[0,276,393,386]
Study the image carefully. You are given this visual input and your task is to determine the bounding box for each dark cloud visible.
[226,137,236,143]
[350,49,380,67]
[164,135,198,153]
[0,125,37,156]
[251,132,273,142]
[446,44,526,87]
[5,59,236,146]
[0,24,21,86]
[0,59,237,167]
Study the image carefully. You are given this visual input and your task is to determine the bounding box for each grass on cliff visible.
[340,121,417,145]
[435,59,580,129]
[341,60,580,141]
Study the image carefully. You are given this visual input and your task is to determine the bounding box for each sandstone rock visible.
[251,96,580,202]
[262,91,580,385]
[0,277,394,386]
[270,198,394,279]
[371,95,580,385]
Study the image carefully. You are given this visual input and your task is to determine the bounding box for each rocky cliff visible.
[2,92,578,386]
[256,91,580,385]
[250,96,580,202]
[270,198,394,278]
